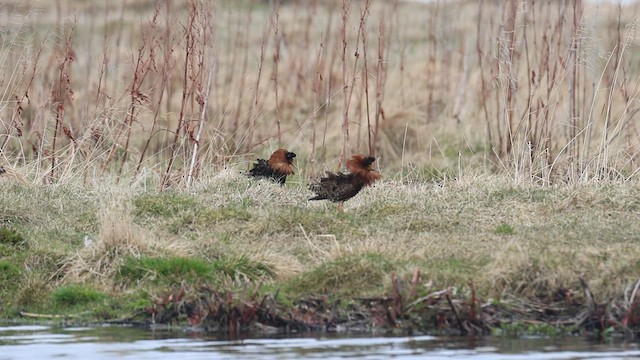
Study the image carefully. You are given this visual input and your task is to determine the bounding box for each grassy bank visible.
[3,0,640,336]
[1,168,640,335]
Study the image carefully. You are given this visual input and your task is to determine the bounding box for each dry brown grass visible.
[1,1,640,186]
[59,197,153,284]
[3,0,640,319]
[1,162,639,314]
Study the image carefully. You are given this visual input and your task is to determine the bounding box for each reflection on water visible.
[0,322,639,359]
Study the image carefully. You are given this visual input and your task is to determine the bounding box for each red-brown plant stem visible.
[117,43,151,181]
[135,53,173,176]
[340,0,370,166]
[272,1,282,147]
[372,13,387,158]
[187,58,215,188]
[161,2,197,190]
[321,4,336,164]
[361,3,372,156]
[310,40,325,178]
[339,0,350,168]
[187,2,215,187]
[50,22,76,183]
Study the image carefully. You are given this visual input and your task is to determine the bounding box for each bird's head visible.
[362,156,376,168]
[268,148,296,175]
[346,154,381,185]
[347,154,377,171]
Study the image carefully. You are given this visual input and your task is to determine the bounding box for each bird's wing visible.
[309,172,361,201]
[248,159,272,178]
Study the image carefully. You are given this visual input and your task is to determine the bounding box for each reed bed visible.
[1,0,639,186]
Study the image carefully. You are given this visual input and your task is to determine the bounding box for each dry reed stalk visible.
[361,4,372,155]
[390,0,405,107]
[50,21,76,183]
[99,6,158,179]
[135,33,177,176]
[116,44,152,181]
[310,40,325,178]
[272,1,282,147]
[522,0,533,169]
[354,73,364,151]
[161,1,199,190]
[503,0,517,158]
[339,0,350,168]
[339,0,371,166]
[597,9,635,179]
[187,3,216,188]
[299,0,319,99]
[245,19,270,154]
[372,13,387,158]
[320,3,337,165]
[231,6,252,148]
[426,1,440,123]
[476,0,494,152]
[163,1,172,117]
[221,6,237,118]
[95,33,110,109]
[0,35,45,154]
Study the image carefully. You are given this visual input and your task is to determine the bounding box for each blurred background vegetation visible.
[1,0,640,187]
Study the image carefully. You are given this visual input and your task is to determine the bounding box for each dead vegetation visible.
[2,1,640,185]
[2,0,640,337]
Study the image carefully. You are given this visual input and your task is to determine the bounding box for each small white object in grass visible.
[83,235,93,248]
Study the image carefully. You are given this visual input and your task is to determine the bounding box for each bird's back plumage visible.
[309,172,365,202]
[248,149,296,185]
[309,154,381,203]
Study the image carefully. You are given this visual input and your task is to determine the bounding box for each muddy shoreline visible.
[17,273,637,340]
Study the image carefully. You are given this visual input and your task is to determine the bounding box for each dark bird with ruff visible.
[248,148,296,185]
[309,154,381,212]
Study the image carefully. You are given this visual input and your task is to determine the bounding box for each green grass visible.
[1,172,640,325]
[134,192,199,218]
[495,223,516,235]
[118,256,215,284]
[212,255,275,282]
[0,259,21,283]
[284,253,395,298]
[52,285,106,307]
[117,255,274,285]
[0,227,26,247]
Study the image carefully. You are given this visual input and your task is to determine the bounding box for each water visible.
[0,323,639,359]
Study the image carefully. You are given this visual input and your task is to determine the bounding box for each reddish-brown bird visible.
[309,154,381,211]
[248,148,296,185]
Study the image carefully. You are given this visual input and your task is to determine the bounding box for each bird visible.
[248,148,296,185]
[309,154,382,212]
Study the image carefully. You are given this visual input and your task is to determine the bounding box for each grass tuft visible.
[118,256,214,284]
[0,227,26,247]
[212,255,275,283]
[495,223,516,235]
[117,254,274,285]
[285,252,394,298]
[52,285,106,307]
[134,192,199,218]
[0,259,21,282]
